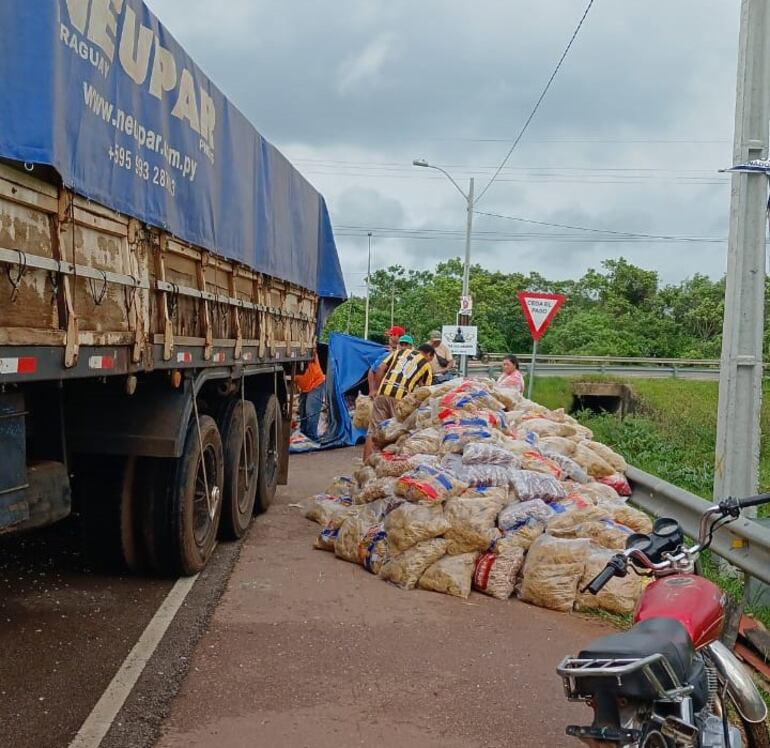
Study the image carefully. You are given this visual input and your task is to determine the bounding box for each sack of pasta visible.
[441,426,497,454]
[498,499,554,531]
[546,507,609,537]
[335,498,401,564]
[439,383,504,412]
[379,538,448,590]
[575,548,642,615]
[455,463,512,488]
[599,473,632,497]
[395,389,431,421]
[507,469,566,502]
[372,453,414,478]
[462,442,517,467]
[473,548,525,600]
[521,450,563,479]
[443,496,502,554]
[565,480,621,506]
[537,436,577,456]
[373,418,410,448]
[578,519,634,550]
[516,417,577,439]
[399,427,443,457]
[585,441,627,473]
[352,394,373,429]
[384,502,449,553]
[356,523,390,574]
[324,475,356,499]
[418,552,478,598]
[517,535,592,612]
[493,518,544,553]
[304,493,354,525]
[539,451,589,483]
[313,502,364,552]
[354,476,399,505]
[461,485,510,505]
[602,503,652,534]
[572,443,615,478]
[396,465,467,505]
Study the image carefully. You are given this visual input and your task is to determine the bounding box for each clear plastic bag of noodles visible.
[454,463,512,489]
[335,498,401,563]
[399,427,443,457]
[517,536,593,613]
[546,507,609,538]
[585,440,627,473]
[460,484,510,506]
[515,417,577,439]
[520,450,563,479]
[507,469,566,502]
[372,453,414,478]
[418,552,478,598]
[304,493,354,525]
[441,426,497,455]
[572,443,615,478]
[394,391,422,422]
[462,443,517,467]
[564,480,622,505]
[356,523,389,574]
[601,503,652,534]
[324,475,356,499]
[578,519,634,550]
[539,450,588,484]
[598,472,632,497]
[536,436,577,457]
[354,476,399,505]
[354,464,377,488]
[473,548,525,600]
[497,499,554,531]
[384,502,450,553]
[575,547,643,615]
[372,418,410,448]
[352,394,373,430]
[396,465,467,505]
[439,382,504,412]
[379,538,448,590]
[493,518,544,553]
[443,496,502,554]
[489,385,521,411]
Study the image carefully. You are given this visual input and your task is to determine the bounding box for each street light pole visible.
[413,159,474,376]
[364,231,372,340]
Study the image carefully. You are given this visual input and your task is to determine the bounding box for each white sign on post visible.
[442,325,477,356]
[459,295,473,315]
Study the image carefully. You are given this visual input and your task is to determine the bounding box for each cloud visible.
[337,35,397,95]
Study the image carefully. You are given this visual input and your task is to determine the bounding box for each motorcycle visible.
[557,494,770,748]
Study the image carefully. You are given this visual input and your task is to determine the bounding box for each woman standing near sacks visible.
[497,354,525,393]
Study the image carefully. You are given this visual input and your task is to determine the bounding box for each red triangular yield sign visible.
[517,291,566,342]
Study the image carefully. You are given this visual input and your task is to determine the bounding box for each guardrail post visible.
[672,364,678,379]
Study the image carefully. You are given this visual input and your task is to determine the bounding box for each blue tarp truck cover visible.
[0,0,346,305]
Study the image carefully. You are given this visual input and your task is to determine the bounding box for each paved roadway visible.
[0,448,614,748]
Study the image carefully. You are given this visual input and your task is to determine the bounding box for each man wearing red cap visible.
[367,325,404,394]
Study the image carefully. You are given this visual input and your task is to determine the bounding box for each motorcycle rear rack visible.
[557,654,694,702]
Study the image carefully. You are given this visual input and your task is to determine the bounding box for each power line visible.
[475,0,597,204]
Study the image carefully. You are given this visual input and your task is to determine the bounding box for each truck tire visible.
[79,454,141,571]
[218,398,259,539]
[255,393,280,513]
[169,415,224,575]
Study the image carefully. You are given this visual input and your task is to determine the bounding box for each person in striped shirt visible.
[363,337,434,460]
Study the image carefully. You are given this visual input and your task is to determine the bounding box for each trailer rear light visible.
[212,351,226,363]
[0,356,37,374]
[242,352,253,362]
[88,355,115,370]
[176,351,192,363]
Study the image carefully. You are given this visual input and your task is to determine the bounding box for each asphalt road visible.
[155,448,614,748]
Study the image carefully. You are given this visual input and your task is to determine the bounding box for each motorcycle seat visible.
[574,617,695,700]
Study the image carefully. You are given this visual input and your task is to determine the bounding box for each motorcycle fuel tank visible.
[635,574,725,649]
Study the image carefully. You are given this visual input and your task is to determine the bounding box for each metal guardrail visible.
[627,465,770,586]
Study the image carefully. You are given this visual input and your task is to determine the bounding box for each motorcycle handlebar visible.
[581,554,627,595]
[736,493,770,509]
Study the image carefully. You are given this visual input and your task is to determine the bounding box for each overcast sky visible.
[148,0,744,296]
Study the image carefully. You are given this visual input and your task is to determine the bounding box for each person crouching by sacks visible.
[427,329,455,383]
[363,338,434,461]
[295,353,326,442]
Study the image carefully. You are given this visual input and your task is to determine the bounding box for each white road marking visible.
[68,574,199,748]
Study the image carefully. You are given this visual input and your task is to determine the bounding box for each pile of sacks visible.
[303,379,650,616]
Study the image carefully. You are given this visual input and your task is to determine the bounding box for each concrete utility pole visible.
[364,232,372,340]
[715,0,770,602]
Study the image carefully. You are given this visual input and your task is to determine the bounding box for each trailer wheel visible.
[218,398,259,539]
[170,415,224,575]
[255,393,280,513]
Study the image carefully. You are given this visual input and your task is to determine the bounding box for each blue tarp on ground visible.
[0,1,346,306]
[319,333,386,450]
